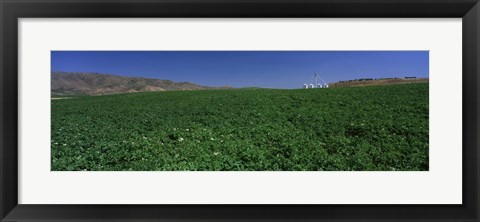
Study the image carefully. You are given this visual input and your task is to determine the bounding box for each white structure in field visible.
[304,72,329,89]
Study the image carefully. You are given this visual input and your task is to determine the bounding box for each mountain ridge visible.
[51,72,232,96]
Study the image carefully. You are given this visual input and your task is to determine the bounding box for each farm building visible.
[304,72,328,89]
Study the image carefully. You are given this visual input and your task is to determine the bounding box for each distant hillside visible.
[51,72,231,96]
[330,77,428,88]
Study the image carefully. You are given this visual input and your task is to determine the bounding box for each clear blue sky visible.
[51,51,429,89]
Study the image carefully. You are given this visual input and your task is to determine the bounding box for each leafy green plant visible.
[51,83,429,171]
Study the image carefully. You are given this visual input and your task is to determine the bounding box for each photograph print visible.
[51,51,429,171]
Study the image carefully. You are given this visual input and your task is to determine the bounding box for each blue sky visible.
[51,51,429,89]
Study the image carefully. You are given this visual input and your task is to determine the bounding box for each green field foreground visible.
[51,83,429,171]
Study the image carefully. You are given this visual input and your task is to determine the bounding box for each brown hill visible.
[51,72,231,96]
[330,78,428,88]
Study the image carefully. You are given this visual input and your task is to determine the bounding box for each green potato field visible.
[51,83,429,171]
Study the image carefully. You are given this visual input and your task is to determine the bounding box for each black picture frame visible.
[1,0,479,221]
